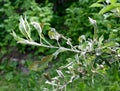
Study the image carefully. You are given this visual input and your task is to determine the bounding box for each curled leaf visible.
[31,21,42,36]
[48,28,61,40]
[78,35,86,43]
[24,16,31,35]
[19,16,31,40]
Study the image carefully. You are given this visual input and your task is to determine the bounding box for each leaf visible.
[90,3,104,8]
[5,72,13,81]
[78,35,86,43]
[110,0,117,4]
[98,35,104,46]
[48,28,61,40]
[43,73,52,82]
[19,16,26,36]
[24,16,31,35]
[99,3,120,14]
[97,0,106,3]
[88,17,96,25]
[102,42,117,49]
[11,31,25,42]
[31,21,42,37]
[29,55,53,71]
[53,47,66,58]
[56,70,65,79]
[19,16,31,40]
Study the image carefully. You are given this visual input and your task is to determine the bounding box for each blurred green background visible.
[0,0,120,90]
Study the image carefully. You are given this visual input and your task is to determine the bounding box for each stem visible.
[40,35,42,44]
[93,24,98,41]
[57,40,61,47]
[20,41,81,53]
[41,34,52,46]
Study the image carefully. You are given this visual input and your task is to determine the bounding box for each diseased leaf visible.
[19,16,31,40]
[19,16,27,36]
[48,28,61,41]
[53,48,66,58]
[24,16,31,35]
[31,21,42,37]
[56,70,65,79]
[88,17,96,25]
[78,35,86,43]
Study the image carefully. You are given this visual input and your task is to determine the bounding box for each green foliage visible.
[63,0,120,43]
[64,0,97,41]
[0,0,53,53]
[91,0,120,14]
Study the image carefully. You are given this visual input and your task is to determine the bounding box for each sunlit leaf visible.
[90,3,104,8]
[99,3,120,14]
[110,0,117,4]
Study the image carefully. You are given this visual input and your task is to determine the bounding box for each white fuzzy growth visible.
[31,22,42,35]
[88,17,96,25]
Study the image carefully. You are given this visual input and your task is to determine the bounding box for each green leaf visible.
[102,42,117,49]
[90,3,104,8]
[110,0,117,4]
[98,35,104,46]
[97,0,105,3]
[99,3,120,14]
[5,72,13,81]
